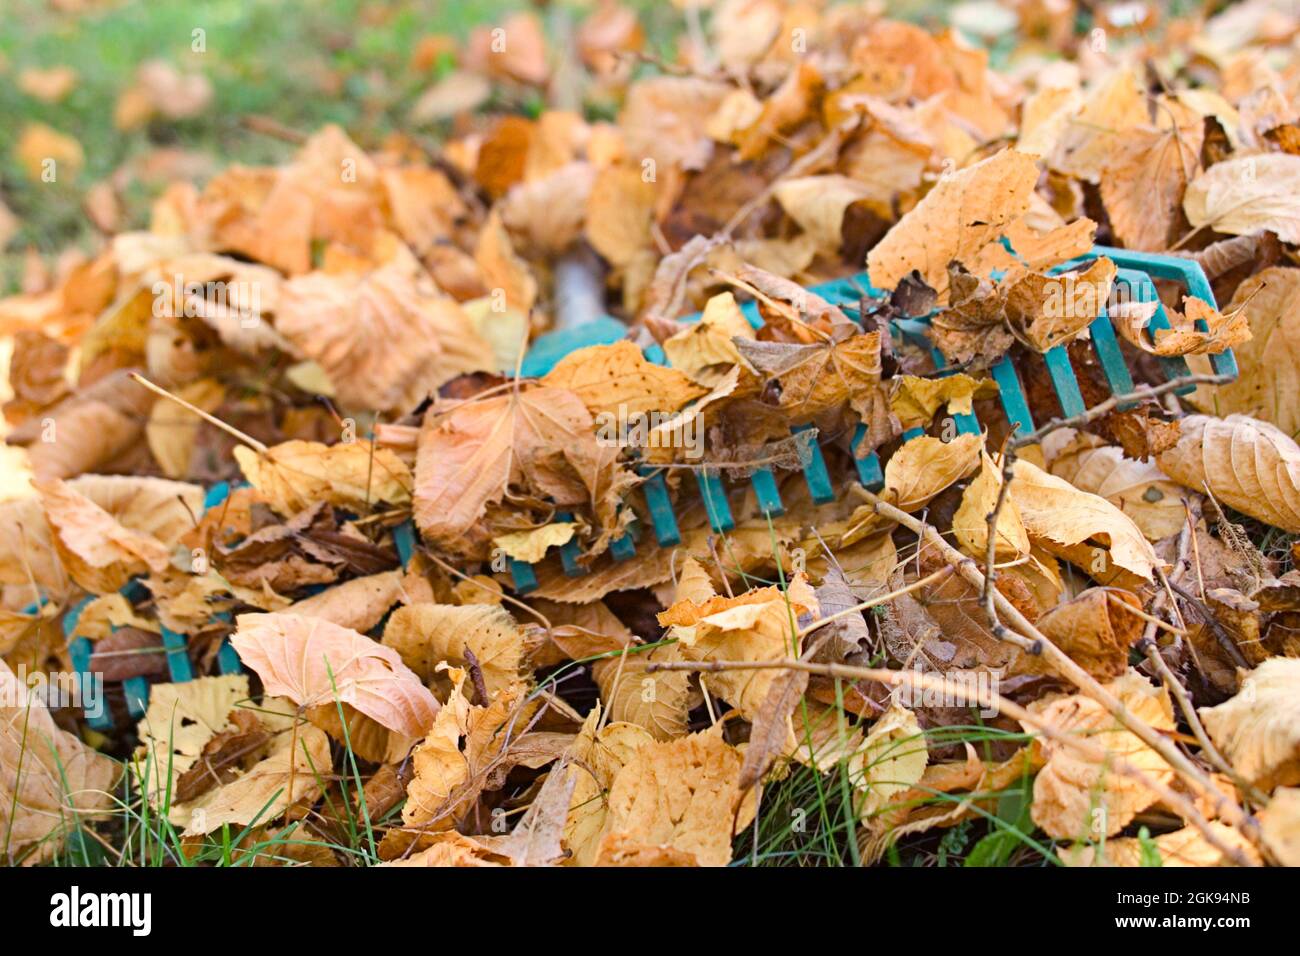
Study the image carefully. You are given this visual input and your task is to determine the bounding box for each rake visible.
[53,247,1237,731]
[499,244,1239,592]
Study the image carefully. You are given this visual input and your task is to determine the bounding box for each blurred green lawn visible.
[0,0,1030,290]
[0,0,529,281]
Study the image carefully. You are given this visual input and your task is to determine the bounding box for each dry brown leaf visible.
[1004,257,1116,353]
[1050,68,1154,184]
[285,570,405,633]
[1114,295,1251,357]
[16,369,154,481]
[474,208,539,312]
[597,724,757,867]
[541,340,706,418]
[400,666,477,829]
[592,643,692,742]
[1033,588,1143,681]
[412,385,635,556]
[383,603,526,701]
[1156,414,1300,534]
[1199,658,1300,791]
[619,76,730,172]
[1184,153,1300,243]
[658,558,816,727]
[1,659,117,865]
[232,613,440,762]
[953,449,1030,560]
[234,439,412,517]
[867,149,1039,300]
[1099,125,1202,251]
[1025,669,1175,839]
[1009,458,1159,584]
[277,266,494,412]
[1046,432,1186,541]
[33,477,172,594]
[738,332,882,423]
[1187,268,1300,437]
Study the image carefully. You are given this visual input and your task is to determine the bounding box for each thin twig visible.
[1011,373,1235,449]
[1138,639,1266,808]
[129,373,269,454]
[1106,592,1189,636]
[981,432,1018,636]
[849,483,1253,837]
[797,565,953,639]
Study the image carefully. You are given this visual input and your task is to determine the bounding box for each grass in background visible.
[0,0,518,278]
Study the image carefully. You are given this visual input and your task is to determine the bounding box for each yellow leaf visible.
[1025,669,1175,839]
[1199,658,1300,791]
[234,439,412,517]
[145,378,225,479]
[1184,153,1300,244]
[855,703,928,820]
[889,373,998,431]
[1157,414,1300,534]
[867,149,1039,300]
[884,433,982,513]
[597,725,757,867]
[133,675,250,809]
[662,291,754,386]
[953,450,1029,560]
[383,603,527,701]
[492,523,577,563]
[1186,269,1300,437]
[541,340,706,418]
[15,123,83,181]
[1009,459,1159,583]
[772,175,875,253]
[180,721,331,838]
[563,709,653,866]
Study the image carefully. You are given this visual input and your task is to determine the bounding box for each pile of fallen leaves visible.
[3,0,1300,868]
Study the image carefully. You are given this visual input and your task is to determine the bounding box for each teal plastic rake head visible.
[502,244,1239,593]
[58,482,247,732]
[55,248,1238,730]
